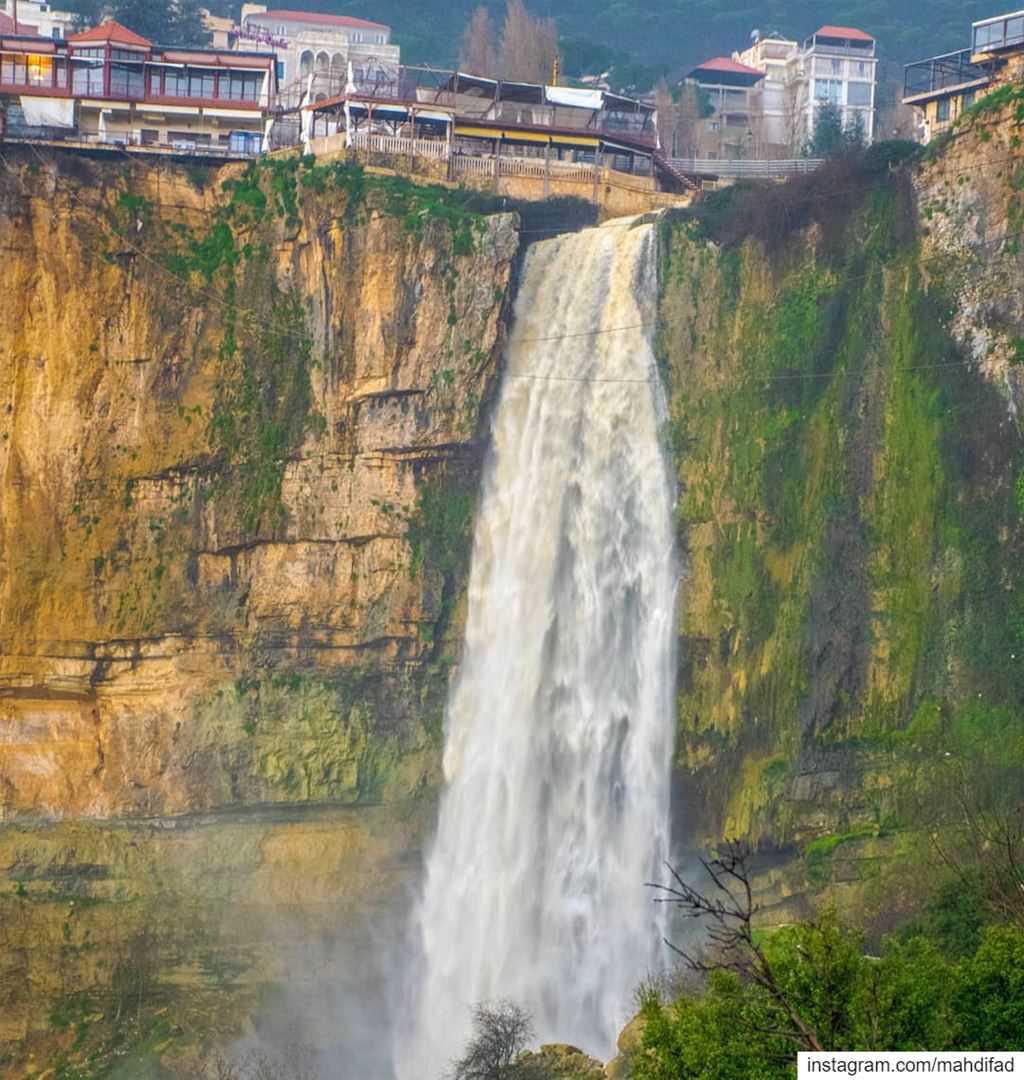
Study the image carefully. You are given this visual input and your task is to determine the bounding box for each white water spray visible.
[397,218,677,1077]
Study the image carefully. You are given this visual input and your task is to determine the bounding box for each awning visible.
[545,86,603,110]
[19,95,75,128]
[455,123,600,148]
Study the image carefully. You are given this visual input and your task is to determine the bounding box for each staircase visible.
[653,150,701,193]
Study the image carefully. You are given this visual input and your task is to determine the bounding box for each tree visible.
[451,1001,546,1080]
[498,0,558,85]
[649,842,826,1053]
[62,0,214,47]
[803,103,867,158]
[461,6,498,77]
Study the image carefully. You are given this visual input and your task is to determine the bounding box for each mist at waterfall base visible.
[241,219,678,1080]
[395,218,679,1077]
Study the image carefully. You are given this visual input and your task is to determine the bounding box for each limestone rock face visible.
[0,148,518,1069]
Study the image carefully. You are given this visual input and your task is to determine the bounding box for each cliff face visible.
[0,149,518,1070]
[658,87,1024,927]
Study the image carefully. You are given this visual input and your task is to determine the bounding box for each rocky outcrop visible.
[0,148,518,1071]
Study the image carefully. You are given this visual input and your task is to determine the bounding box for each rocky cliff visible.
[0,148,518,1074]
[2,83,1024,1076]
[658,85,1024,930]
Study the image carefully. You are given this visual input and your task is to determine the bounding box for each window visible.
[188,70,215,98]
[52,27,63,40]
[72,60,104,96]
[1,53,28,86]
[831,58,841,73]
[163,69,188,96]
[1009,16,1024,45]
[847,82,871,106]
[936,97,951,121]
[73,47,105,59]
[110,48,144,61]
[27,55,53,86]
[814,78,842,104]
[109,62,144,98]
[857,61,867,75]
[222,72,262,101]
[963,89,976,109]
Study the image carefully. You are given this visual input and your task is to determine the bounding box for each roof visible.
[689,56,765,82]
[0,12,38,34]
[68,19,152,48]
[256,9,389,31]
[814,25,875,42]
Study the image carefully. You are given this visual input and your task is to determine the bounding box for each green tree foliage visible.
[633,920,1024,1078]
[323,0,1008,86]
[61,0,230,46]
[804,103,866,157]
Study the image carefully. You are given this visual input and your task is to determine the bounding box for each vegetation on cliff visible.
[657,134,1024,923]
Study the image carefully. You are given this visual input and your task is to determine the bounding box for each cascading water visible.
[397,218,678,1078]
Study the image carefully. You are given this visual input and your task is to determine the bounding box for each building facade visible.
[683,56,765,159]
[735,32,799,156]
[211,6,400,107]
[789,26,877,147]
[903,9,1024,144]
[0,18,277,154]
[0,0,75,40]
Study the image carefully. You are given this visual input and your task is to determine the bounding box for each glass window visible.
[936,97,951,121]
[831,58,841,73]
[109,62,144,98]
[1,54,28,86]
[223,72,261,101]
[27,55,52,86]
[72,60,105,96]
[963,89,976,109]
[163,69,188,96]
[814,78,842,104]
[110,48,144,61]
[73,47,105,59]
[847,82,871,106]
[1008,16,1024,44]
[188,70,215,98]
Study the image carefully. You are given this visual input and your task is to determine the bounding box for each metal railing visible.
[669,157,824,178]
[903,49,995,99]
[1,131,261,159]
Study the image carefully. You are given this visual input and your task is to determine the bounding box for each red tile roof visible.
[691,56,765,78]
[67,19,152,48]
[260,9,389,31]
[814,25,875,42]
[0,11,39,34]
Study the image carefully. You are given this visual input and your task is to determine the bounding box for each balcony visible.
[903,49,995,101]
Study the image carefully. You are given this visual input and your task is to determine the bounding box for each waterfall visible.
[397,218,678,1077]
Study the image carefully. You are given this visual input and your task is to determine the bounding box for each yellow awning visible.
[455,123,600,148]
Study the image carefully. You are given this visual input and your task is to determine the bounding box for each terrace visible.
[903,48,997,102]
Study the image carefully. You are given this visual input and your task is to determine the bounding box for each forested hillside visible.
[55,0,1010,88]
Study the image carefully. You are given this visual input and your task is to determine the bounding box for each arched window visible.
[299,51,313,79]
[314,51,330,78]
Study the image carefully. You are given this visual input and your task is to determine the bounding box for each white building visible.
[0,0,75,39]
[735,32,799,155]
[211,6,400,106]
[792,25,877,145]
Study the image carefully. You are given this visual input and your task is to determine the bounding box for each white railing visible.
[669,157,825,178]
[348,132,449,159]
[452,153,599,183]
[451,154,494,176]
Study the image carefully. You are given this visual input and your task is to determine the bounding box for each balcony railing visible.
[669,157,825,178]
[903,49,995,99]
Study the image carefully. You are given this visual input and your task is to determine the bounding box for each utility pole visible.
[12,0,18,34]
